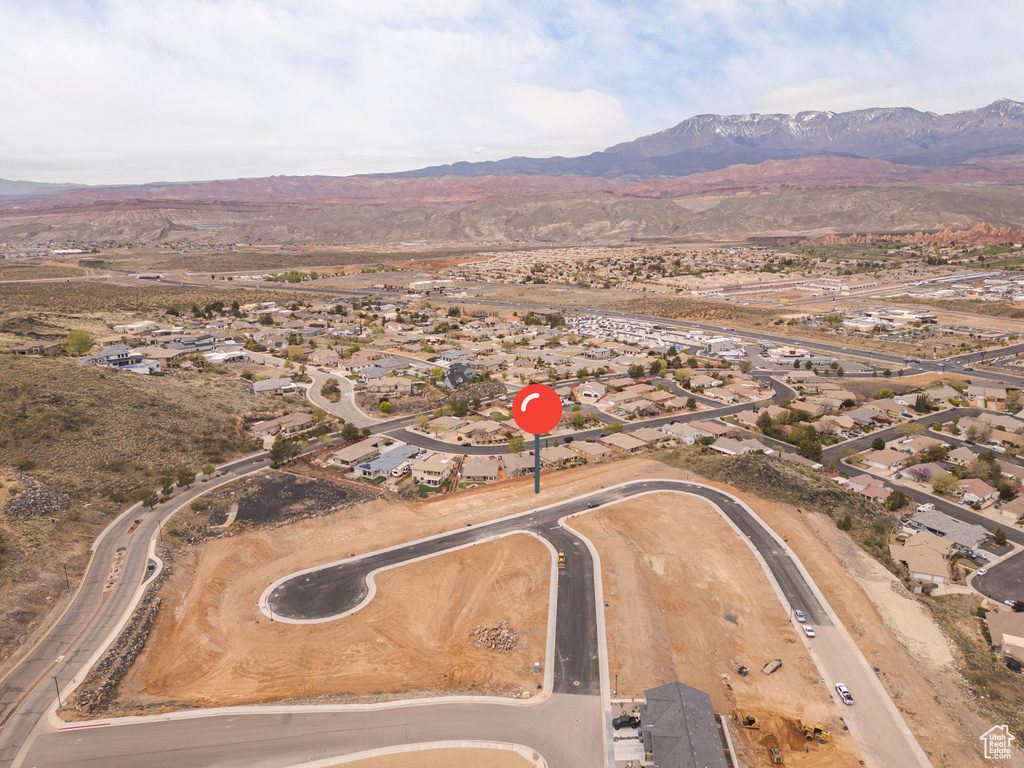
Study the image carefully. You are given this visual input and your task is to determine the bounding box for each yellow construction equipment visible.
[557,552,566,569]
[798,724,831,744]
[730,708,759,730]
[768,747,784,764]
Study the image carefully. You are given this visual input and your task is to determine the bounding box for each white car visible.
[803,625,815,638]
[794,609,806,622]
[976,569,988,576]
[1006,600,1017,608]
[835,683,854,705]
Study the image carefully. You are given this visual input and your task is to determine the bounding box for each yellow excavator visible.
[558,552,566,569]
[730,708,759,730]
[798,724,831,744]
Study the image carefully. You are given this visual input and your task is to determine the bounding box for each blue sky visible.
[2,0,1021,184]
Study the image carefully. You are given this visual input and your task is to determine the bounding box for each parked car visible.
[835,683,854,705]
[803,625,815,638]
[976,569,988,576]
[794,609,806,622]
[613,714,640,730]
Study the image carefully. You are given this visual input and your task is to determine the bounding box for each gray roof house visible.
[640,681,729,768]
[353,445,420,478]
[442,363,476,389]
[79,343,143,368]
[908,508,987,552]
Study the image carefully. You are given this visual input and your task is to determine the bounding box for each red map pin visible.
[512,384,562,435]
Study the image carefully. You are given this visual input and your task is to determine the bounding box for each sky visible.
[2,0,1022,185]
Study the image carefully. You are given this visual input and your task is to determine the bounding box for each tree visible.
[603,421,624,435]
[430,366,444,382]
[837,514,852,531]
[738,360,752,374]
[311,407,327,425]
[914,394,931,413]
[576,367,590,381]
[414,414,430,431]
[142,494,159,509]
[627,364,645,379]
[674,368,691,388]
[201,464,215,477]
[894,422,924,437]
[508,435,526,453]
[686,397,697,410]
[66,330,92,356]
[362,427,371,437]
[886,490,910,511]
[648,359,662,376]
[756,412,775,436]
[379,401,393,414]
[794,360,801,369]
[871,437,886,451]
[931,474,960,496]
[573,413,585,429]
[837,366,845,378]
[994,527,1008,546]
[341,423,360,441]
[796,439,823,462]
[451,400,469,417]
[1005,389,1023,414]
[876,389,894,399]
[804,360,813,370]
[176,466,196,489]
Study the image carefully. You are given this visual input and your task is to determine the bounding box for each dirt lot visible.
[573,494,862,768]
[116,529,549,708]
[836,372,966,400]
[645,467,1004,768]
[327,748,533,768]
[106,456,1008,766]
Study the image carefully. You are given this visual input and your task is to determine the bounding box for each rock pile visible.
[472,620,519,653]
[3,470,70,517]
[69,583,162,714]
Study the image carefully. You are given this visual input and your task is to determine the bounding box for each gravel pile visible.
[472,619,519,653]
[4,470,71,517]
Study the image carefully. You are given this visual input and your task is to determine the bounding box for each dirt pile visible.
[3,470,70,518]
[472,620,519,653]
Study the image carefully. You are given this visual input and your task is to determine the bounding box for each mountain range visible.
[3,100,1024,244]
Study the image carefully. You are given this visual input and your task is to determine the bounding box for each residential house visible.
[903,462,950,482]
[959,478,998,505]
[840,473,892,503]
[501,452,534,478]
[80,343,143,368]
[247,377,297,396]
[630,427,672,447]
[309,348,340,367]
[907,509,987,552]
[412,453,457,486]
[986,612,1024,666]
[425,416,468,434]
[10,340,63,356]
[328,440,382,469]
[249,412,313,437]
[601,433,648,454]
[354,445,420,479]
[688,420,733,437]
[617,398,657,417]
[540,445,577,467]
[576,381,608,404]
[888,532,953,584]
[708,437,770,456]
[660,422,710,445]
[362,376,417,396]
[946,446,977,465]
[862,448,910,472]
[461,456,500,483]
[442,363,476,389]
[568,441,614,462]
[454,420,507,443]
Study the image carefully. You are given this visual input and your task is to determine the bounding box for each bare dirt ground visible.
[326,748,533,768]
[662,470,1003,768]
[116,531,549,708]
[838,372,964,399]
[107,456,1006,766]
[573,493,862,768]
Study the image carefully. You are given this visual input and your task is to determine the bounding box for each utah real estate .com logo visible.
[981,725,1015,760]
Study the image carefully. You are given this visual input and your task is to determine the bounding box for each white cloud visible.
[0,1,1021,183]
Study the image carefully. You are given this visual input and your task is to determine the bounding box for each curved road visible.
[19,480,930,768]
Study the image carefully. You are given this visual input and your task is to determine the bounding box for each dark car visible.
[613,713,640,730]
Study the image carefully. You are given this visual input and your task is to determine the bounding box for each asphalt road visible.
[0,455,270,768]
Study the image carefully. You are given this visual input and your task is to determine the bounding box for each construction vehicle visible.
[737,665,749,676]
[768,747,784,764]
[558,552,566,569]
[798,724,831,744]
[731,709,759,730]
